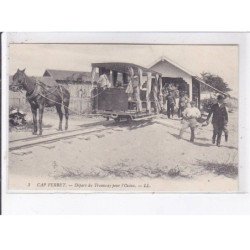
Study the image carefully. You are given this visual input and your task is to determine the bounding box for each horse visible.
[10,69,70,135]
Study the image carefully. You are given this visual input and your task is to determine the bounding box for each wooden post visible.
[146,72,152,113]
[134,68,142,112]
[152,75,160,114]
[158,76,163,110]
[91,67,98,113]
[91,67,97,88]
[108,70,114,88]
[197,80,201,109]
[188,78,193,101]
[138,67,143,89]
[112,70,118,87]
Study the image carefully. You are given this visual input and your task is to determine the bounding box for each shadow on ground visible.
[115,119,156,130]
[77,118,156,131]
[78,120,112,128]
[168,132,213,147]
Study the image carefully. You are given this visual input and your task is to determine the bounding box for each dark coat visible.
[167,94,176,105]
[207,103,228,127]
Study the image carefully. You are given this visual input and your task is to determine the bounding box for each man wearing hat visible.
[206,95,228,147]
[166,91,176,119]
[179,101,201,142]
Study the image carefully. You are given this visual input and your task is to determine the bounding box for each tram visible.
[91,62,163,122]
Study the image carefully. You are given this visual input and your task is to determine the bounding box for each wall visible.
[9,83,93,114]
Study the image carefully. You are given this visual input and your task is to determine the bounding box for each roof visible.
[149,56,196,77]
[91,62,161,76]
[149,56,229,96]
[9,75,60,87]
[193,76,229,97]
[43,69,92,82]
[36,76,58,86]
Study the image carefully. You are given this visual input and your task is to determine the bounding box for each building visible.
[149,56,202,106]
[36,76,58,86]
[43,69,93,84]
[149,56,228,108]
[43,69,100,98]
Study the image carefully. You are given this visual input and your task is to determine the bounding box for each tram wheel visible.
[114,117,120,123]
[126,116,132,123]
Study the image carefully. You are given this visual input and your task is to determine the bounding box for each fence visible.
[9,96,93,114]
[69,97,92,114]
[9,97,29,111]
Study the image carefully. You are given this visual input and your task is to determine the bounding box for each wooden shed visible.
[149,56,228,108]
[43,69,94,84]
[149,56,201,106]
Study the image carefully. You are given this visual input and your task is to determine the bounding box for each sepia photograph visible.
[6,41,238,192]
[1,0,250,247]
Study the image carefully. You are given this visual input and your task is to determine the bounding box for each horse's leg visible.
[31,106,38,135]
[64,102,69,130]
[56,105,63,131]
[38,104,44,135]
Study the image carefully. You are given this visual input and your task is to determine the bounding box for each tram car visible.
[91,62,163,122]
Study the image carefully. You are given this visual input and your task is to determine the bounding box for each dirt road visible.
[8,111,238,192]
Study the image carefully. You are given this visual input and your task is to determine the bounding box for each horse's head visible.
[10,68,27,92]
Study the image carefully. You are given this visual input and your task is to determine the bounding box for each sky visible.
[9,44,239,97]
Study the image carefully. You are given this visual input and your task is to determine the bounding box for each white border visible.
[2,32,250,214]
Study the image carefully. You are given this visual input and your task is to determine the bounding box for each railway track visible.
[9,116,156,151]
[9,125,115,151]
[10,120,109,143]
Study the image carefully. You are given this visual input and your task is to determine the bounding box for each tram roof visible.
[91,62,161,76]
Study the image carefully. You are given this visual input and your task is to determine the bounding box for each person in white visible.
[179,101,201,142]
[97,73,111,89]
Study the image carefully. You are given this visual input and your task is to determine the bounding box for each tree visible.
[200,72,232,93]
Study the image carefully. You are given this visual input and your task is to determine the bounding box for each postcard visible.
[3,34,239,192]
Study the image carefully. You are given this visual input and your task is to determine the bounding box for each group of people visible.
[165,88,190,119]
[163,83,229,147]
[178,94,229,147]
[96,71,143,113]
[97,73,229,147]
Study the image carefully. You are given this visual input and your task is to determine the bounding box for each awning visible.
[193,76,230,97]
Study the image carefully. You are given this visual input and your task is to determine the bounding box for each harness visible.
[20,75,117,117]
[26,82,39,101]
[26,79,64,105]
[58,84,64,102]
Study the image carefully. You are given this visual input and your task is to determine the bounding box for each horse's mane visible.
[29,76,52,88]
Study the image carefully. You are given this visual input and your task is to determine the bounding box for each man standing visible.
[206,95,228,147]
[97,72,111,89]
[178,91,189,118]
[166,92,176,118]
[179,101,201,142]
